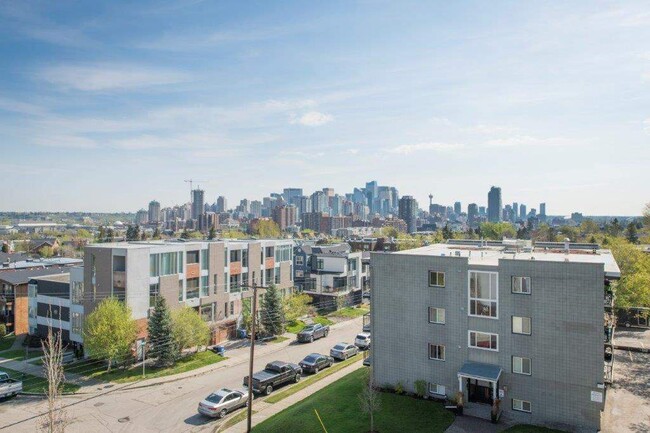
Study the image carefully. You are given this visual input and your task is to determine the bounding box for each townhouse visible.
[371,239,620,432]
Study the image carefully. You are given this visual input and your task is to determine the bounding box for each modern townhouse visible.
[81,239,294,347]
[294,243,368,311]
[371,239,620,432]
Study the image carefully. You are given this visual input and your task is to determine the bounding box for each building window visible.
[150,254,160,277]
[224,302,229,318]
[512,356,532,375]
[469,271,498,319]
[295,255,304,266]
[428,343,445,361]
[428,271,445,287]
[428,307,445,324]
[316,259,324,270]
[187,250,200,264]
[71,281,84,304]
[230,249,241,262]
[512,399,531,413]
[186,278,200,299]
[428,383,446,397]
[274,268,280,284]
[242,249,249,267]
[71,312,84,335]
[468,330,498,351]
[241,272,249,288]
[224,273,228,292]
[149,283,159,307]
[229,301,234,316]
[200,276,209,297]
[201,250,209,270]
[512,316,532,335]
[512,276,531,294]
[213,275,218,295]
[200,304,213,322]
[178,280,183,302]
[230,274,240,292]
[225,248,229,266]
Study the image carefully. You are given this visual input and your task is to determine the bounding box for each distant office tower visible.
[311,191,328,213]
[239,199,250,215]
[250,200,262,218]
[135,209,148,225]
[454,201,462,215]
[520,204,527,220]
[467,203,478,226]
[283,188,303,204]
[398,196,418,234]
[330,195,343,216]
[540,203,546,220]
[191,189,205,220]
[216,196,227,213]
[479,206,486,216]
[512,202,519,220]
[272,204,296,231]
[487,186,503,222]
[322,188,335,197]
[148,200,161,224]
[297,196,311,219]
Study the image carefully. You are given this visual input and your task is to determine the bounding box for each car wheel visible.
[265,385,273,395]
[324,330,329,337]
[310,336,314,343]
[294,373,301,383]
[219,408,228,418]
[313,367,319,374]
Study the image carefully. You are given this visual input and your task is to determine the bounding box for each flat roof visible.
[87,239,294,250]
[393,243,621,278]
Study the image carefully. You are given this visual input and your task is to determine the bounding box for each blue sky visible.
[0,1,648,215]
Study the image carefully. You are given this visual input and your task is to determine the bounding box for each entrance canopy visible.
[458,361,503,382]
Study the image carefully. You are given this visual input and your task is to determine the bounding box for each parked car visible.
[0,371,22,399]
[363,355,372,367]
[243,361,302,395]
[297,323,330,343]
[330,342,359,361]
[197,387,249,418]
[354,332,371,350]
[299,353,334,374]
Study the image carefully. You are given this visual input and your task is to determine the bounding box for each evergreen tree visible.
[626,222,639,244]
[442,224,453,240]
[180,229,190,239]
[97,226,106,243]
[208,226,216,240]
[152,227,161,240]
[148,297,177,367]
[260,284,284,336]
[1,243,9,253]
[106,227,114,240]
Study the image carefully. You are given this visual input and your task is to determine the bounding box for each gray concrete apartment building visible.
[371,239,620,432]
[83,239,294,345]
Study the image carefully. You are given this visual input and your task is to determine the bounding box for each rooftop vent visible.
[564,238,570,254]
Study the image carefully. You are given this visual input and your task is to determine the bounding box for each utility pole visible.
[246,283,266,433]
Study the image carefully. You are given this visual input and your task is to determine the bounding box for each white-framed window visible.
[468,330,498,351]
[512,356,532,375]
[428,271,445,287]
[428,383,446,396]
[512,398,532,413]
[295,256,304,266]
[428,307,446,324]
[512,276,531,294]
[428,343,445,361]
[469,271,498,319]
[512,316,532,335]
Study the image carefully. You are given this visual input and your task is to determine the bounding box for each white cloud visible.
[389,142,464,155]
[34,135,97,149]
[483,135,575,148]
[291,111,333,126]
[37,64,189,91]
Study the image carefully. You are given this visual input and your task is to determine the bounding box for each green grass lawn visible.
[0,366,80,394]
[286,316,334,334]
[265,354,362,404]
[76,350,226,384]
[253,368,454,433]
[267,336,289,344]
[0,335,16,351]
[329,306,369,319]
[503,425,568,433]
[0,349,43,361]
[221,409,257,431]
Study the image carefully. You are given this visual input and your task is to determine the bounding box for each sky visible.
[0,1,648,215]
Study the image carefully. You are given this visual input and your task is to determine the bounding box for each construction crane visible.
[184,179,207,201]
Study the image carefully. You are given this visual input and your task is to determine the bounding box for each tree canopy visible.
[148,297,177,367]
[172,307,211,354]
[260,284,284,336]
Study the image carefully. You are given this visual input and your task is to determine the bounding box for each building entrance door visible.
[466,378,494,405]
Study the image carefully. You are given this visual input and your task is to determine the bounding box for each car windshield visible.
[205,393,225,404]
[303,355,317,363]
[357,335,368,340]
[334,344,346,350]
[302,326,315,331]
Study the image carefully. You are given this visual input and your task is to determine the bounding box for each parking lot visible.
[614,326,650,351]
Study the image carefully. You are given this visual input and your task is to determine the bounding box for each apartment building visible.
[83,239,294,343]
[294,243,367,311]
[371,240,620,432]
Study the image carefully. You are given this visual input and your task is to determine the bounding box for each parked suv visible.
[354,332,371,350]
[243,361,302,395]
[299,353,334,374]
[330,342,358,361]
[297,323,330,343]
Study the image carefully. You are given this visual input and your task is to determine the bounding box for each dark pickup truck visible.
[243,361,302,395]
[297,323,330,343]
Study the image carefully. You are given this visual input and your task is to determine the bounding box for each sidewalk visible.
[223,358,364,433]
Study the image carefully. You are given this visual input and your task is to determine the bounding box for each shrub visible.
[0,324,6,338]
[395,381,405,395]
[414,380,427,398]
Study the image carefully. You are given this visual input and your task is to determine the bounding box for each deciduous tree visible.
[283,293,313,323]
[172,307,211,354]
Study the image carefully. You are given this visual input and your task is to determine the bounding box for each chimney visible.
[564,238,570,254]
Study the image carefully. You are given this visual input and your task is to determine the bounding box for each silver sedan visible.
[198,387,249,418]
[330,342,359,361]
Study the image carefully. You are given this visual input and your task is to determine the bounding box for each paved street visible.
[0,317,364,433]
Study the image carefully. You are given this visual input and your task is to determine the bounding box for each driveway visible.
[602,349,650,433]
[0,316,364,433]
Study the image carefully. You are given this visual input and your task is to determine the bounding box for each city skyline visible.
[1,1,649,215]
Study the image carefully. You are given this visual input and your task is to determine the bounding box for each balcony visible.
[113,271,126,289]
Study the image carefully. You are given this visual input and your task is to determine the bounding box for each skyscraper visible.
[148,200,161,224]
[216,196,227,213]
[398,195,418,234]
[513,202,519,220]
[311,191,328,213]
[454,201,462,215]
[283,188,303,203]
[467,203,478,227]
[540,202,546,220]
[191,189,205,220]
[520,204,527,220]
[487,186,502,223]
